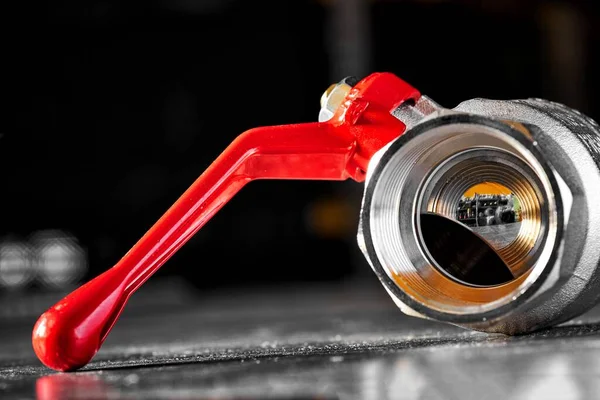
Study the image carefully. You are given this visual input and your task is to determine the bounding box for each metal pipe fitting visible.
[359,96,600,334]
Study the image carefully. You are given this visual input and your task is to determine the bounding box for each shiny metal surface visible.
[360,98,600,334]
[3,282,600,399]
[391,95,441,130]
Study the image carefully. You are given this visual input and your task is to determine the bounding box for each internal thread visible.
[426,160,543,278]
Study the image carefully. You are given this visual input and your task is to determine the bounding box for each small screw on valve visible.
[319,76,358,122]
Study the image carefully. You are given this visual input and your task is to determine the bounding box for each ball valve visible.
[31,72,600,371]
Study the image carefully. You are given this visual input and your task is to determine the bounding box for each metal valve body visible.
[359,95,600,334]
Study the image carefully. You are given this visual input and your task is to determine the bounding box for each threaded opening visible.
[368,119,559,315]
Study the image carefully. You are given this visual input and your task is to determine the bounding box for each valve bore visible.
[419,151,545,287]
[365,115,559,315]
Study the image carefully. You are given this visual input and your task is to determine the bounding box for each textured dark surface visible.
[2,278,600,399]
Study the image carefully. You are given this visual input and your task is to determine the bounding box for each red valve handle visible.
[32,73,420,371]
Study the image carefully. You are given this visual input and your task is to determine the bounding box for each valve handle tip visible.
[32,270,128,371]
[32,308,100,371]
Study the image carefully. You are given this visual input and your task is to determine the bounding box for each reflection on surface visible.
[17,282,600,400]
[515,356,581,400]
[34,343,600,400]
[456,187,522,250]
[36,374,111,400]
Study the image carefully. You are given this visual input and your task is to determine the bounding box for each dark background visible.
[1,0,598,296]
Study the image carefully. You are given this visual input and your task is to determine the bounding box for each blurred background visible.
[1,0,599,318]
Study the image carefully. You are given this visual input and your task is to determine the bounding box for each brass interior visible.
[424,159,543,282]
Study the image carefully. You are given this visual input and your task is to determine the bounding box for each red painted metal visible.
[31,72,420,371]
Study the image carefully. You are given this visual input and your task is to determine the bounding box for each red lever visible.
[32,73,419,371]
